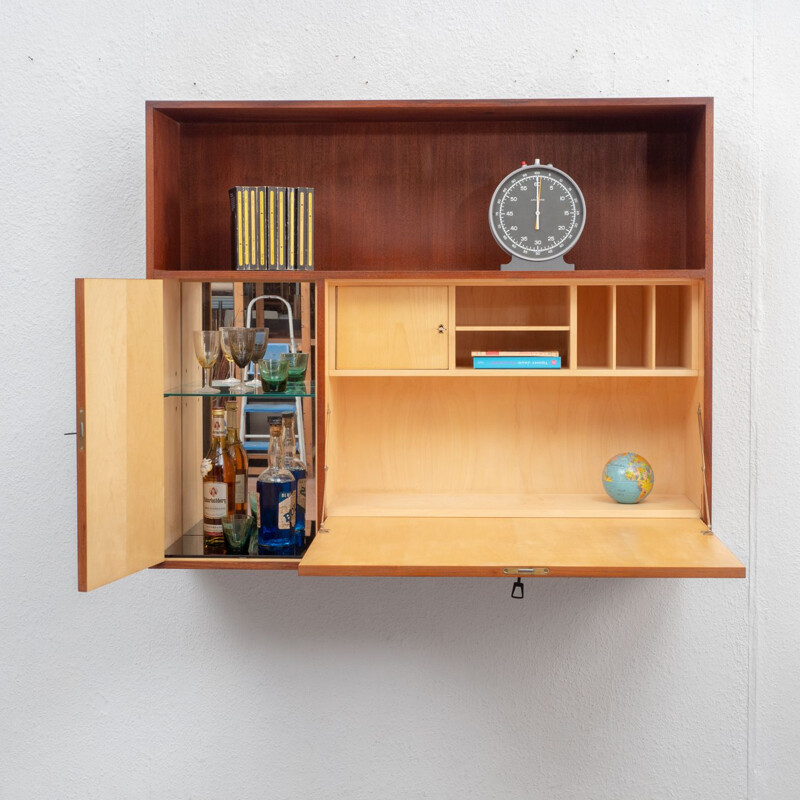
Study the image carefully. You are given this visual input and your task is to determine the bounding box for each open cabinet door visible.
[76,279,166,591]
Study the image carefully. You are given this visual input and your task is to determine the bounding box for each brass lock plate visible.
[503,567,550,576]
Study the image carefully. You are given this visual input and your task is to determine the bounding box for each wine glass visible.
[192,330,220,393]
[218,327,241,386]
[245,328,270,387]
[227,327,256,393]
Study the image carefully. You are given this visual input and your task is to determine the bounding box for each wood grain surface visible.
[76,279,166,591]
[299,516,744,578]
[146,98,710,274]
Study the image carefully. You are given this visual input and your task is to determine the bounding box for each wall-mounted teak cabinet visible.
[75,98,744,590]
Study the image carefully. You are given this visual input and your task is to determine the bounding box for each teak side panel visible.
[147,108,181,273]
[335,285,449,369]
[76,280,166,591]
[299,517,744,577]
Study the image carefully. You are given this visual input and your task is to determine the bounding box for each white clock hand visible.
[535,177,541,231]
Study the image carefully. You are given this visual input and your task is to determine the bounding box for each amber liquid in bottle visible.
[226,400,249,514]
[202,407,235,554]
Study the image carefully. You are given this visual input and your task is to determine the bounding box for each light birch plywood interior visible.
[656,284,697,368]
[163,280,183,549]
[300,517,744,578]
[179,283,204,544]
[162,282,205,550]
[78,279,166,590]
[330,279,702,377]
[325,375,704,516]
[577,284,614,367]
[455,285,570,326]
[616,284,656,368]
[335,285,449,369]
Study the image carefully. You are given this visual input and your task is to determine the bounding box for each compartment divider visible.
[569,285,578,371]
[609,285,617,370]
[645,284,656,369]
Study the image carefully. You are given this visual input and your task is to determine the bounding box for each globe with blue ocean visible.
[602,452,654,504]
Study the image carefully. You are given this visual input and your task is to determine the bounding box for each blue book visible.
[472,356,562,369]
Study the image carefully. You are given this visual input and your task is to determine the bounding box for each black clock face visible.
[489,163,586,261]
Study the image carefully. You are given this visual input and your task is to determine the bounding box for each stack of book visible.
[472,350,562,369]
[229,186,314,270]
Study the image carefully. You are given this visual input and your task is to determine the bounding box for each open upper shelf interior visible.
[148,98,710,274]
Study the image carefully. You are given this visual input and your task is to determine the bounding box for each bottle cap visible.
[282,412,294,424]
[268,415,282,426]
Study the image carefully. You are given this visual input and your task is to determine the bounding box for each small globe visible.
[602,452,654,504]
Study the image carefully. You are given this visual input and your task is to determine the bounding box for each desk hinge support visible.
[697,404,713,535]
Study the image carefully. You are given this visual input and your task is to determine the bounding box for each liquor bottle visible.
[225,400,248,513]
[201,407,235,554]
[256,416,296,555]
[282,412,307,549]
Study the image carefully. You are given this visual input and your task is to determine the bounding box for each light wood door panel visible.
[76,279,166,591]
[336,285,449,369]
[299,516,745,578]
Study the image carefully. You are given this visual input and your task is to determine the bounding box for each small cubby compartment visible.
[615,285,655,368]
[656,285,696,368]
[455,285,570,328]
[456,330,570,368]
[576,285,613,368]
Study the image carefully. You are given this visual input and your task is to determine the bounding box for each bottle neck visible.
[282,423,295,462]
[226,406,239,443]
[211,414,227,447]
[268,426,283,470]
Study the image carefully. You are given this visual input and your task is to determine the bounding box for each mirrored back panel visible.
[162,281,318,558]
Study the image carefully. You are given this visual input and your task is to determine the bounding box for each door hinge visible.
[77,409,85,452]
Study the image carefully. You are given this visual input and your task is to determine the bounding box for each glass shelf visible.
[165,521,315,558]
[164,381,315,398]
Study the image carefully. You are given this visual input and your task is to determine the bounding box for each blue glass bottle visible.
[282,413,308,550]
[256,416,296,555]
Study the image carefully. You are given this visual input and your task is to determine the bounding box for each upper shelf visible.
[147,98,712,276]
[150,268,707,283]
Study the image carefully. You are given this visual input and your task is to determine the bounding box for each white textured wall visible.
[0,1,795,798]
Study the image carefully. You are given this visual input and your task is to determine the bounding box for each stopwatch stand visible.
[500,255,575,271]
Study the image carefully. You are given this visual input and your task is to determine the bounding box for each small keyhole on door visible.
[438,324,446,333]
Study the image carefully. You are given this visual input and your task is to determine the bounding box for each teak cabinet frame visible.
[75,98,744,591]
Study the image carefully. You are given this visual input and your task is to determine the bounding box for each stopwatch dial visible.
[491,167,585,261]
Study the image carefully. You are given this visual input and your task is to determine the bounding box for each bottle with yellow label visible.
[201,407,235,553]
[225,400,249,514]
